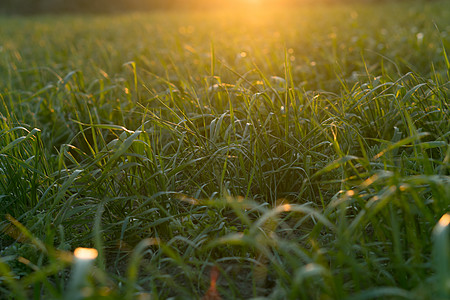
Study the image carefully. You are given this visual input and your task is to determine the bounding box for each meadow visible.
[0,1,449,299]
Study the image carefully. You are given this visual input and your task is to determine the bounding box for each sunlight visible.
[234,0,275,8]
[282,204,292,212]
[438,214,450,227]
[74,248,98,260]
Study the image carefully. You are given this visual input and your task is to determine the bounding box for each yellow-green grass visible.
[0,1,449,299]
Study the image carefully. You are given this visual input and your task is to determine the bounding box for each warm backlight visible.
[74,248,98,260]
[438,214,450,227]
[231,0,274,7]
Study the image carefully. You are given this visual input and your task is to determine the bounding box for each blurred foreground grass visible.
[0,1,449,299]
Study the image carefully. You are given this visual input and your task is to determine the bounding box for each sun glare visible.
[438,214,450,227]
[236,0,274,7]
[74,248,98,260]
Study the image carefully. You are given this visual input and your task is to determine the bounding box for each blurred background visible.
[0,0,436,14]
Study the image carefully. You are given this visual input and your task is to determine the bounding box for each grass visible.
[0,1,449,299]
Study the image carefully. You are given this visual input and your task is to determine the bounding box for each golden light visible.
[346,190,355,197]
[282,204,292,212]
[231,0,275,9]
[74,247,98,260]
[438,214,450,227]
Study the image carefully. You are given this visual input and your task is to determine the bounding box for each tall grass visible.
[0,1,449,299]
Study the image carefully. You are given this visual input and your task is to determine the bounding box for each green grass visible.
[0,1,449,299]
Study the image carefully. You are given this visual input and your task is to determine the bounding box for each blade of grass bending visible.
[434,23,450,77]
[432,213,450,299]
[0,128,41,155]
[250,203,335,237]
[125,238,159,300]
[106,130,142,164]
[5,215,47,253]
[372,132,428,160]
[312,155,360,179]
[49,169,83,211]
[289,263,330,299]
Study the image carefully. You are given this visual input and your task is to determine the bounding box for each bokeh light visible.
[74,248,98,260]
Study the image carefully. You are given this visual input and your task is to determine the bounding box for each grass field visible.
[0,1,449,299]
